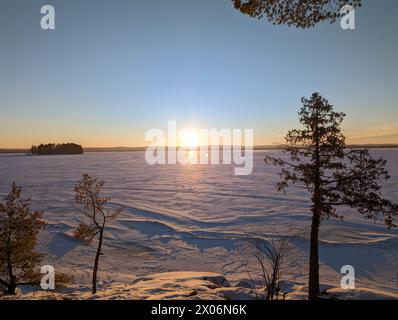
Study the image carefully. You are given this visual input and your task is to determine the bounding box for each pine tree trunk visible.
[92,228,104,294]
[6,209,17,295]
[308,116,321,300]
[7,276,17,295]
[6,246,16,295]
[308,208,320,300]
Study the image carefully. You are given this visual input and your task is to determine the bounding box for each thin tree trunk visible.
[92,228,104,294]
[269,260,279,300]
[309,117,321,300]
[6,257,16,295]
[6,201,17,295]
[6,224,17,295]
[7,276,17,295]
[308,208,320,300]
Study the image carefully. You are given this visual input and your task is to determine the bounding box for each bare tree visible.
[246,238,289,300]
[73,174,121,294]
[266,93,398,300]
[0,183,46,295]
[232,0,362,28]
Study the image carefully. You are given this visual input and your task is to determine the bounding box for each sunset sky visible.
[0,0,397,148]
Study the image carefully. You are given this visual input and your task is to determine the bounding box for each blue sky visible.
[0,0,397,147]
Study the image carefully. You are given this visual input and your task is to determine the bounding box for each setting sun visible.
[179,129,199,148]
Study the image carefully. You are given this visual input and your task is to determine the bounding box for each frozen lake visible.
[1,150,397,295]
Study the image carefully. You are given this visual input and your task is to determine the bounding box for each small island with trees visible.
[29,143,84,155]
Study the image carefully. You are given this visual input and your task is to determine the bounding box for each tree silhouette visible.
[266,93,398,300]
[246,238,289,300]
[232,0,362,28]
[73,174,121,294]
[0,183,46,295]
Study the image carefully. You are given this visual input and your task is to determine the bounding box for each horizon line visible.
[1,143,398,154]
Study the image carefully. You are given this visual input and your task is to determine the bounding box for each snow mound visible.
[0,272,255,300]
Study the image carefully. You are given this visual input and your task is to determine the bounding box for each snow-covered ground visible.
[0,150,397,299]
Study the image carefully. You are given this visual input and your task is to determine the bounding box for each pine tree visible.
[266,93,398,300]
[73,174,121,294]
[232,0,362,28]
[0,183,46,295]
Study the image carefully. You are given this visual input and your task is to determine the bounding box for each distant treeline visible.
[30,143,84,155]
[1,144,398,155]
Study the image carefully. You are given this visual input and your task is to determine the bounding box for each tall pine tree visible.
[266,93,398,299]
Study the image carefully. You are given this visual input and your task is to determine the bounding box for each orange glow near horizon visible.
[1,125,398,149]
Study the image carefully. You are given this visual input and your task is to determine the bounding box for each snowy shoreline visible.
[2,270,398,300]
